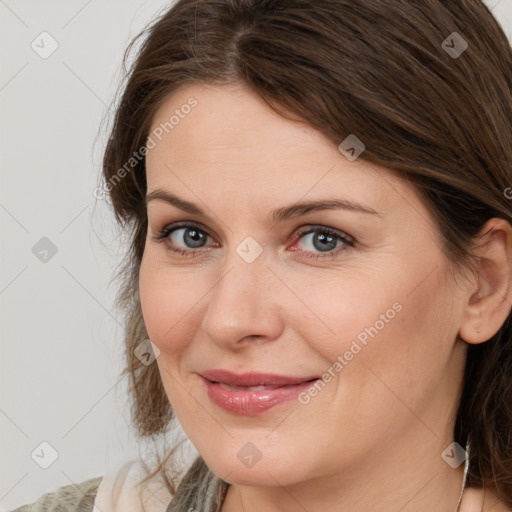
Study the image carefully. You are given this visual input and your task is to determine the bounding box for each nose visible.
[200,248,285,349]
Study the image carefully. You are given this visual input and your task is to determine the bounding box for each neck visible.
[221,430,466,512]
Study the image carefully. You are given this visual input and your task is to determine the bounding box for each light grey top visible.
[166,456,230,512]
[10,457,229,512]
[10,476,102,512]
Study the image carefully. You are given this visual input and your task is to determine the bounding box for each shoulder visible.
[461,486,511,512]
[11,476,102,512]
[483,486,511,512]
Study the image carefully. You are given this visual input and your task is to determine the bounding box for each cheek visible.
[296,262,457,401]
[138,253,206,352]
[288,270,407,363]
[288,268,459,464]
[351,272,457,410]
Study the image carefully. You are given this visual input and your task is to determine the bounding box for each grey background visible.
[1,0,511,509]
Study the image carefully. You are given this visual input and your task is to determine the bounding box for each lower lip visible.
[200,376,317,416]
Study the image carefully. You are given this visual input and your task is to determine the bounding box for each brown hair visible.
[98,0,512,506]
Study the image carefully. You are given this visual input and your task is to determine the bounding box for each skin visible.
[138,82,512,512]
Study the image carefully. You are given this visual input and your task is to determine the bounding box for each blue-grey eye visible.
[297,228,348,253]
[170,226,209,248]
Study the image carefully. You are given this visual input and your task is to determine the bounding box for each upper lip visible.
[199,369,319,387]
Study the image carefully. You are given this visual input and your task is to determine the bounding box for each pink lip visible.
[198,369,319,416]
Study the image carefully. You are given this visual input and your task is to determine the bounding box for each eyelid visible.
[293,225,354,243]
[152,220,214,241]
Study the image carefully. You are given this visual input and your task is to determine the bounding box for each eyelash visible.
[152,221,355,260]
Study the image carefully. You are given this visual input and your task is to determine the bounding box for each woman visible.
[13,0,512,511]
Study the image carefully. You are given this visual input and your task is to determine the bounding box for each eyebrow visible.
[145,189,381,223]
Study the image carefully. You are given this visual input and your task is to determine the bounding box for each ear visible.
[459,218,512,344]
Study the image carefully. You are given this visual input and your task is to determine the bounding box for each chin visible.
[218,466,295,487]
[204,452,307,487]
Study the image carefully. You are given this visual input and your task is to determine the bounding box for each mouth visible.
[216,383,313,391]
[199,368,320,388]
[198,369,320,416]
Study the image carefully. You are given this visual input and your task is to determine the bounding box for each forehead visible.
[145,82,418,218]
[148,82,334,160]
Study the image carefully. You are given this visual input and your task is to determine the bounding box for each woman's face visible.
[139,82,468,487]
